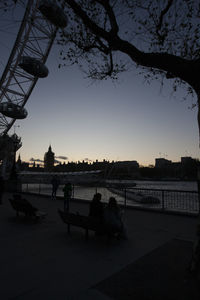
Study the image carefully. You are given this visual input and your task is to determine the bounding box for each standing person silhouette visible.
[51,175,60,200]
[63,182,72,212]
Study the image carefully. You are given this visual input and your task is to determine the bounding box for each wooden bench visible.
[58,209,109,240]
[9,195,47,221]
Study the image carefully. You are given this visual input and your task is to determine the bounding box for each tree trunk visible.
[189,92,200,281]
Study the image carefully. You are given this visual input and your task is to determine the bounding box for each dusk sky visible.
[0,1,199,166]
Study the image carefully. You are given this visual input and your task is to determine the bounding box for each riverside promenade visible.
[0,192,199,300]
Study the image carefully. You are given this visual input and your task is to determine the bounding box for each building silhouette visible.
[155,158,172,168]
[44,145,54,171]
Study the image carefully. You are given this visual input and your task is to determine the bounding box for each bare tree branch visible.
[157,0,173,32]
[156,0,174,43]
[64,0,195,83]
[64,0,111,40]
[94,0,119,34]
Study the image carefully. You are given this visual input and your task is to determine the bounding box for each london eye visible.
[0,0,67,174]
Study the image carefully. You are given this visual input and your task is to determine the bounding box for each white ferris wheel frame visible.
[0,0,58,135]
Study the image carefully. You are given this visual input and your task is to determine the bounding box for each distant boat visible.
[108,187,160,204]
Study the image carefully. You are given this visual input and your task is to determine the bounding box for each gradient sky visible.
[0,2,199,166]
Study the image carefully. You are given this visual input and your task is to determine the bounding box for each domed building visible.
[44,145,54,171]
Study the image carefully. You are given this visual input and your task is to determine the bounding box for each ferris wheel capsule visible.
[19,56,49,78]
[0,102,28,119]
[38,0,68,28]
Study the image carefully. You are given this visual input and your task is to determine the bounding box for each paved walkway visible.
[0,193,198,299]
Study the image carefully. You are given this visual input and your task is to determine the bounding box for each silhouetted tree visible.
[59,0,200,278]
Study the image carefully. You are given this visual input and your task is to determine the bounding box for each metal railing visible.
[123,187,199,215]
[21,183,199,216]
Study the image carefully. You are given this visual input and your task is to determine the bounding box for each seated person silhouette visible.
[12,194,46,218]
[103,197,127,239]
[89,193,105,235]
[13,194,37,211]
[89,193,104,219]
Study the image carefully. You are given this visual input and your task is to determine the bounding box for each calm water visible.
[134,180,197,191]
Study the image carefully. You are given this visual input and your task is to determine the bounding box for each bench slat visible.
[58,209,106,239]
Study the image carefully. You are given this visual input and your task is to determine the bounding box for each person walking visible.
[63,182,72,212]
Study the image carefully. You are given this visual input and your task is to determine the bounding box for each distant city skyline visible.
[20,143,198,168]
[1,3,199,167]
[17,148,199,182]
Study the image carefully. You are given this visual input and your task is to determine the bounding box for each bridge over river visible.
[18,170,102,184]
